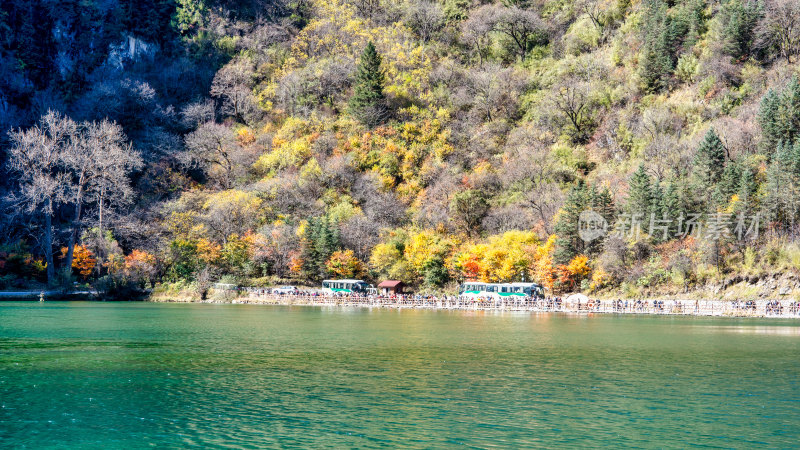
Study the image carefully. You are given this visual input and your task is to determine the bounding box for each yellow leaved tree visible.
[453,230,538,282]
[557,255,591,293]
[326,249,364,278]
[369,242,411,280]
[403,229,456,281]
[202,189,265,243]
[531,235,557,291]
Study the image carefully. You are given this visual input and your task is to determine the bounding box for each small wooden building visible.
[378,280,405,295]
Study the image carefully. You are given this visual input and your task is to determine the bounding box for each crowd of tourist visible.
[226,286,800,317]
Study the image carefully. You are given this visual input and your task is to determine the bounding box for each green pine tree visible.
[625,165,653,219]
[720,0,761,59]
[650,181,663,217]
[301,216,342,280]
[584,185,616,255]
[763,142,800,228]
[759,88,782,154]
[760,78,800,156]
[694,128,727,185]
[667,0,706,56]
[648,181,668,242]
[777,77,800,146]
[659,182,682,239]
[737,166,758,215]
[592,185,616,225]
[302,217,321,279]
[349,41,388,128]
[315,216,340,276]
[554,181,590,264]
[639,0,674,92]
[713,161,742,208]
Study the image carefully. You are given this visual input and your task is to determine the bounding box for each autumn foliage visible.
[6,0,799,298]
[326,249,365,278]
[60,245,97,278]
[557,255,591,292]
[453,230,538,282]
[124,250,158,286]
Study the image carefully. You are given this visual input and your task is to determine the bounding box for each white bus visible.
[459,282,545,301]
[321,279,373,295]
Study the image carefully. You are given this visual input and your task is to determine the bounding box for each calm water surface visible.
[1,302,799,448]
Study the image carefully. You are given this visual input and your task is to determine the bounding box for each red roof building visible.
[377,280,405,295]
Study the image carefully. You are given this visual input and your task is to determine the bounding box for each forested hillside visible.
[3,0,800,298]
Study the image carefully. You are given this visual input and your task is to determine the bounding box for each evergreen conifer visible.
[349,42,388,128]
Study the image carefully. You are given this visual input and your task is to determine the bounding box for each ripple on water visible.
[1,303,799,447]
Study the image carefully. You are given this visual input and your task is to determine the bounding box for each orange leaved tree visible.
[60,245,97,278]
[557,255,591,292]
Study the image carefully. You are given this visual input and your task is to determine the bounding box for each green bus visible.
[322,279,372,295]
[459,282,545,301]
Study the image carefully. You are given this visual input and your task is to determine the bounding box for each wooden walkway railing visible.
[225,292,800,318]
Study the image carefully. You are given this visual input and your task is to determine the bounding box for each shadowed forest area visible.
[3,0,800,299]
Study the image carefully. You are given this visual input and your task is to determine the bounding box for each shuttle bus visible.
[321,279,373,295]
[459,282,545,301]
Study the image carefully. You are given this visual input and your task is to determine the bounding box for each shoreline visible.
[4,289,796,318]
[150,294,800,319]
[0,290,98,301]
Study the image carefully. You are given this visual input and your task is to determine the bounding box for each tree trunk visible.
[65,191,83,272]
[43,201,55,286]
[98,188,105,233]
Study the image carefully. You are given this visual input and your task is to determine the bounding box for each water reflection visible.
[711,325,800,336]
[1,303,799,447]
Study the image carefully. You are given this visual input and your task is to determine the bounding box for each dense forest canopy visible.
[3,0,800,298]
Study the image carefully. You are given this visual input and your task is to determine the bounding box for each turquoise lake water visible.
[1,302,799,448]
